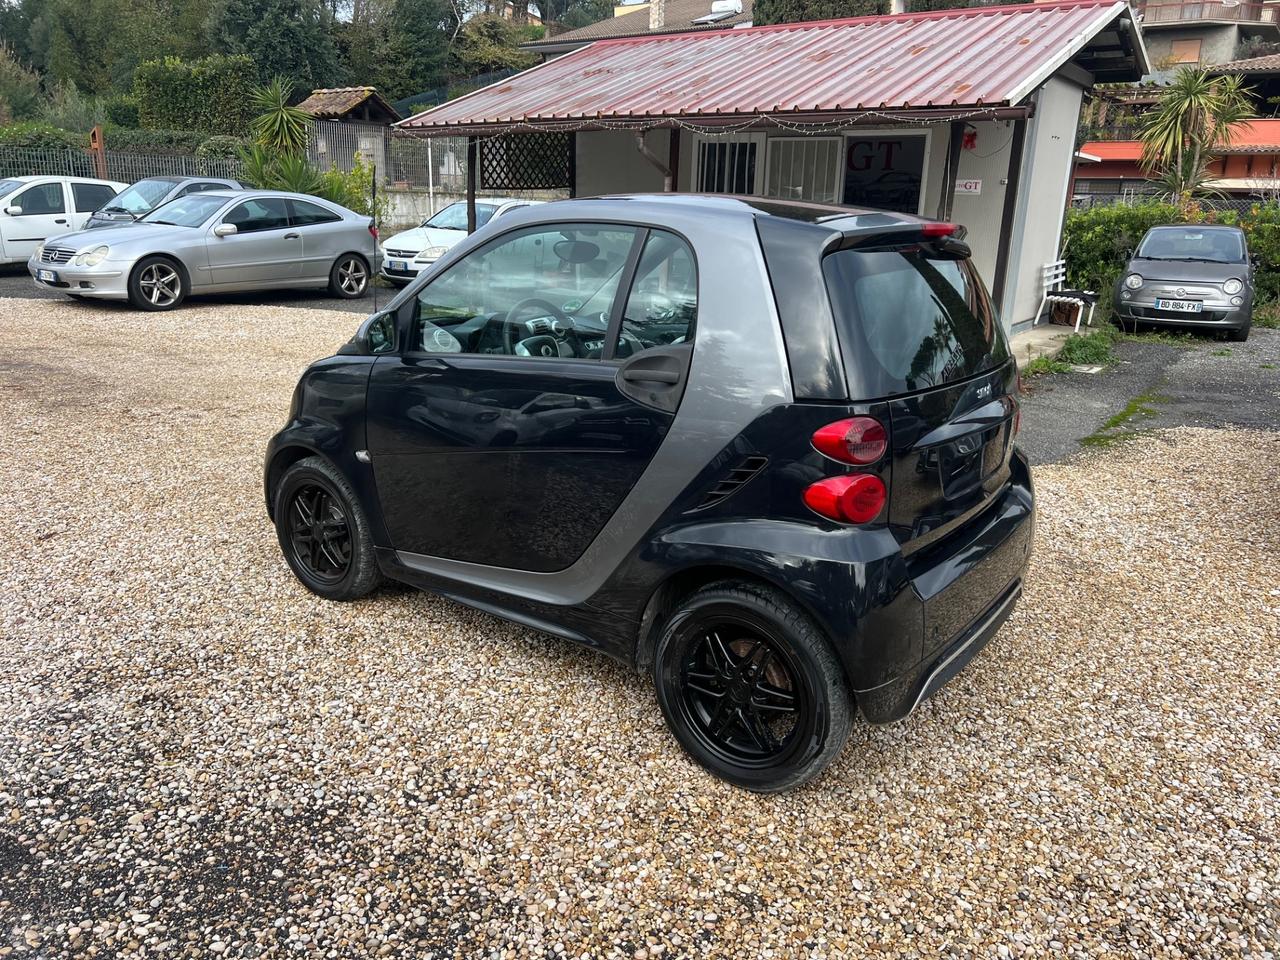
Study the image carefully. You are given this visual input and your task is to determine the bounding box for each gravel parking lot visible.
[1,297,1277,959]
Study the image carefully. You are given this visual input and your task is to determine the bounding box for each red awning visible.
[399,0,1145,135]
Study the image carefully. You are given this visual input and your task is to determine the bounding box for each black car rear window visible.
[823,249,1008,397]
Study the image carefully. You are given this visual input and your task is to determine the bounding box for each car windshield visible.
[423,202,498,231]
[0,179,24,201]
[1137,227,1245,264]
[140,193,227,227]
[105,178,182,216]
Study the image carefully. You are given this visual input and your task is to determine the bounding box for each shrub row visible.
[132,55,257,136]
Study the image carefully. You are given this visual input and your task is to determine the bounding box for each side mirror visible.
[4,205,22,216]
[1251,253,1261,267]
[338,310,397,356]
[213,222,237,237]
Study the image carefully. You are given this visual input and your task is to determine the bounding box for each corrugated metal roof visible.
[400,0,1141,134]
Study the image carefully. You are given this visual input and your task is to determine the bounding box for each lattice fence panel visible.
[479,133,572,191]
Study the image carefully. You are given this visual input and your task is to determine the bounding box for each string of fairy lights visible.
[400,104,1017,143]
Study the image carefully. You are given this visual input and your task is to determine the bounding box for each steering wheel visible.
[504,298,569,354]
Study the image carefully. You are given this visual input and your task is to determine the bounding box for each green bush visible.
[132,55,257,136]
[102,126,207,155]
[317,154,389,222]
[0,122,86,149]
[104,95,141,129]
[0,43,41,122]
[197,135,246,160]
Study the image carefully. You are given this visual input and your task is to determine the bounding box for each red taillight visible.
[812,417,887,465]
[803,474,886,525]
[368,222,379,239]
[921,222,957,238]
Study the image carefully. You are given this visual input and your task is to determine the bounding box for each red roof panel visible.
[400,0,1130,133]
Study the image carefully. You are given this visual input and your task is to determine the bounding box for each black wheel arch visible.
[634,562,850,693]
[130,253,190,292]
[265,442,321,520]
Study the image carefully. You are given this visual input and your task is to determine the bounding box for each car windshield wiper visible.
[147,220,180,226]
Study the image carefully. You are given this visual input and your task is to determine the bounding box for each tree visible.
[449,13,538,78]
[206,0,341,88]
[753,0,882,26]
[1140,69,1255,207]
[0,42,41,121]
[249,77,311,153]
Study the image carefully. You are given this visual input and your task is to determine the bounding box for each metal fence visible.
[0,147,243,182]
[1071,192,1270,214]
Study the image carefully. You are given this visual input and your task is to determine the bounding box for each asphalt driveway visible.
[1018,327,1280,464]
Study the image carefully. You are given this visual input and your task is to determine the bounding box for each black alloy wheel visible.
[286,482,353,585]
[273,456,383,601]
[653,581,852,792]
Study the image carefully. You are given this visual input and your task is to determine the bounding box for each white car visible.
[0,175,128,264]
[380,198,542,284]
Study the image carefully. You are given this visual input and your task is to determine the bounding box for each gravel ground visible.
[1,297,1278,959]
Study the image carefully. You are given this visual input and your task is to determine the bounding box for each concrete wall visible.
[576,129,671,196]
[1003,75,1085,330]
[1142,24,1240,68]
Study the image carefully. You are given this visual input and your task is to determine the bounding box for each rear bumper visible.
[855,447,1035,723]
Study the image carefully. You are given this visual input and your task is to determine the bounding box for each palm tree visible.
[249,77,311,155]
[1141,69,1254,207]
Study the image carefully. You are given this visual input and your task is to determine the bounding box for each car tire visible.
[652,580,852,793]
[127,255,187,311]
[329,254,370,299]
[274,455,383,601]
[1227,323,1250,342]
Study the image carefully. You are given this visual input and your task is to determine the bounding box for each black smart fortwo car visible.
[265,195,1035,792]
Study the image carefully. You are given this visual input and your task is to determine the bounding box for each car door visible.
[364,222,698,573]
[2,180,71,259]
[70,182,120,230]
[287,198,351,282]
[205,196,300,285]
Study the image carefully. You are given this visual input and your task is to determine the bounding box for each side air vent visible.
[691,456,769,512]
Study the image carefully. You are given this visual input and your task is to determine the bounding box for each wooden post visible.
[466,136,477,234]
[89,125,107,180]
[667,127,681,192]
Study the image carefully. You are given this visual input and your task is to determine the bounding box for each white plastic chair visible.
[1034,260,1098,333]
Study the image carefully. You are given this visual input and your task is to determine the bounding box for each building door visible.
[842,131,931,215]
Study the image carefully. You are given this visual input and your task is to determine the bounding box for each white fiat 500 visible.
[380,198,541,285]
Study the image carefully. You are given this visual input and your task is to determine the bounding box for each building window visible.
[1170,39,1202,64]
[695,137,760,193]
[765,137,842,203]
[842,132,929,215]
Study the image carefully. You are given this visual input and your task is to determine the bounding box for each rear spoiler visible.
[826,221,971,259]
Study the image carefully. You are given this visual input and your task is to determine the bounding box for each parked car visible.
[380,198,541,284]
[0,175,127,264]
[264,196,1033,792]
[83,175,243,230]
[1114,224,1254,342]
[28,190,376,310]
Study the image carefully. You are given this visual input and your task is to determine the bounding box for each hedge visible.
[1063,201,1280,308]
[132,55,257,136]
[101,126,208,156]
[0,122,85,150]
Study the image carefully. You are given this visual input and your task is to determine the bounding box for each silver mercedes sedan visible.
[27,190,376,310]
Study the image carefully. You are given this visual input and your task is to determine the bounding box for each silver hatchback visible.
[1113,224,1255,342]
[28,190,376,311]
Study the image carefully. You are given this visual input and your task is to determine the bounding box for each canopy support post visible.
[991,118,1027,314]
[635,130,672,192]
[466,136,477,234]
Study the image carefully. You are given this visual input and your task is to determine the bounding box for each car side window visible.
[223,198,290,233]
[12,182,65,216]
[289,199,341,226]
[412,223,639,358]
[72,183,117,213]
[616,231,698,356]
